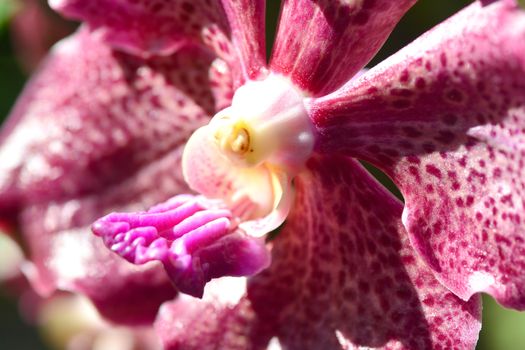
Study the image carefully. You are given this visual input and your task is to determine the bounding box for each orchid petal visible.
[270,0,416,96]
[249,156,481,349]
[50,0,267,84]
[0,27,234,323]
[155,278,272,350]
[0,27,228,212]
[92,194,271,298]
[220,0,267,81]
[310,1,525,308]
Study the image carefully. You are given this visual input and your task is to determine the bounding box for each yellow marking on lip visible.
[215,119,256,163]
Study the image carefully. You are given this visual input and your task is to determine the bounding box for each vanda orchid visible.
[1,0,525,349]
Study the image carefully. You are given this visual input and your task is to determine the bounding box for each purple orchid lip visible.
[92,194,270,298]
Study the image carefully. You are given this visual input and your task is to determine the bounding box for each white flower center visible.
[182,74,314,236]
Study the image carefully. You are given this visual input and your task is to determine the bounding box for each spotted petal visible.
[50,0,267,85]
[154,156,481,349]
[248,156,481,349]
[0,28,234,323]
[309,1,525,309]
[270,0,416,96]
[155,278,272,350]
[0,27,228,212]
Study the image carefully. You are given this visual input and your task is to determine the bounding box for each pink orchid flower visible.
[1,0,524,349]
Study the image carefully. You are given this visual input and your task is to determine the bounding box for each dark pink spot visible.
[403,126,422,138]
[445,89,465,103]
[392,99,411,109]
[435,131,455,144]
[440,53,447,67]
[399,69,410,83]
[425,164,442,179]
[442,114,458,126]
[415,77,426,89]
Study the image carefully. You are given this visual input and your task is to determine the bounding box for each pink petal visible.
[155,156,481,350]
[220,0,267,81]
[309,1,525,308]
[50,0,267,84]
[0,28,234,323]
[155,278,272,350]
[0,27,229,212]
[249,156,481,349]
[270,0,416,96]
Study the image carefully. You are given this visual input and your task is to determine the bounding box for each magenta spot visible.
[442,114,458,126]
[399,69,410,83]
[440,53,447,67]
[367,86,379,94]
[425,164,442,179]
[475,212,483,221]
[358,280,370,293]
[409,166,420,179]
[495,234,512,246]
[422,143,436,153]
[390,88,413,97]
[435,131,455,144]
[445,89,465,103]
[398,140,414,149]
[432,221,442,235]
[407,155,421,164]
[402,126,422,138]
[415,77,426,89]
[392,99,411,109]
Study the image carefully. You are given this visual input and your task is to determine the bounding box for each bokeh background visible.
[1,0,525,349]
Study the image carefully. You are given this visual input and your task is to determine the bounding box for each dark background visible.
[1,0,525,349]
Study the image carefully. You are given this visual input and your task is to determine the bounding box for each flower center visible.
[182,74,314,236]
[215,120,251,160]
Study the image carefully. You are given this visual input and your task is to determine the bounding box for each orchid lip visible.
[182,74,314,237]
[91,194,271,298]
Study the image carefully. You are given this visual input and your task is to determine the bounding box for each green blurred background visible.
[1,0,525,349]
